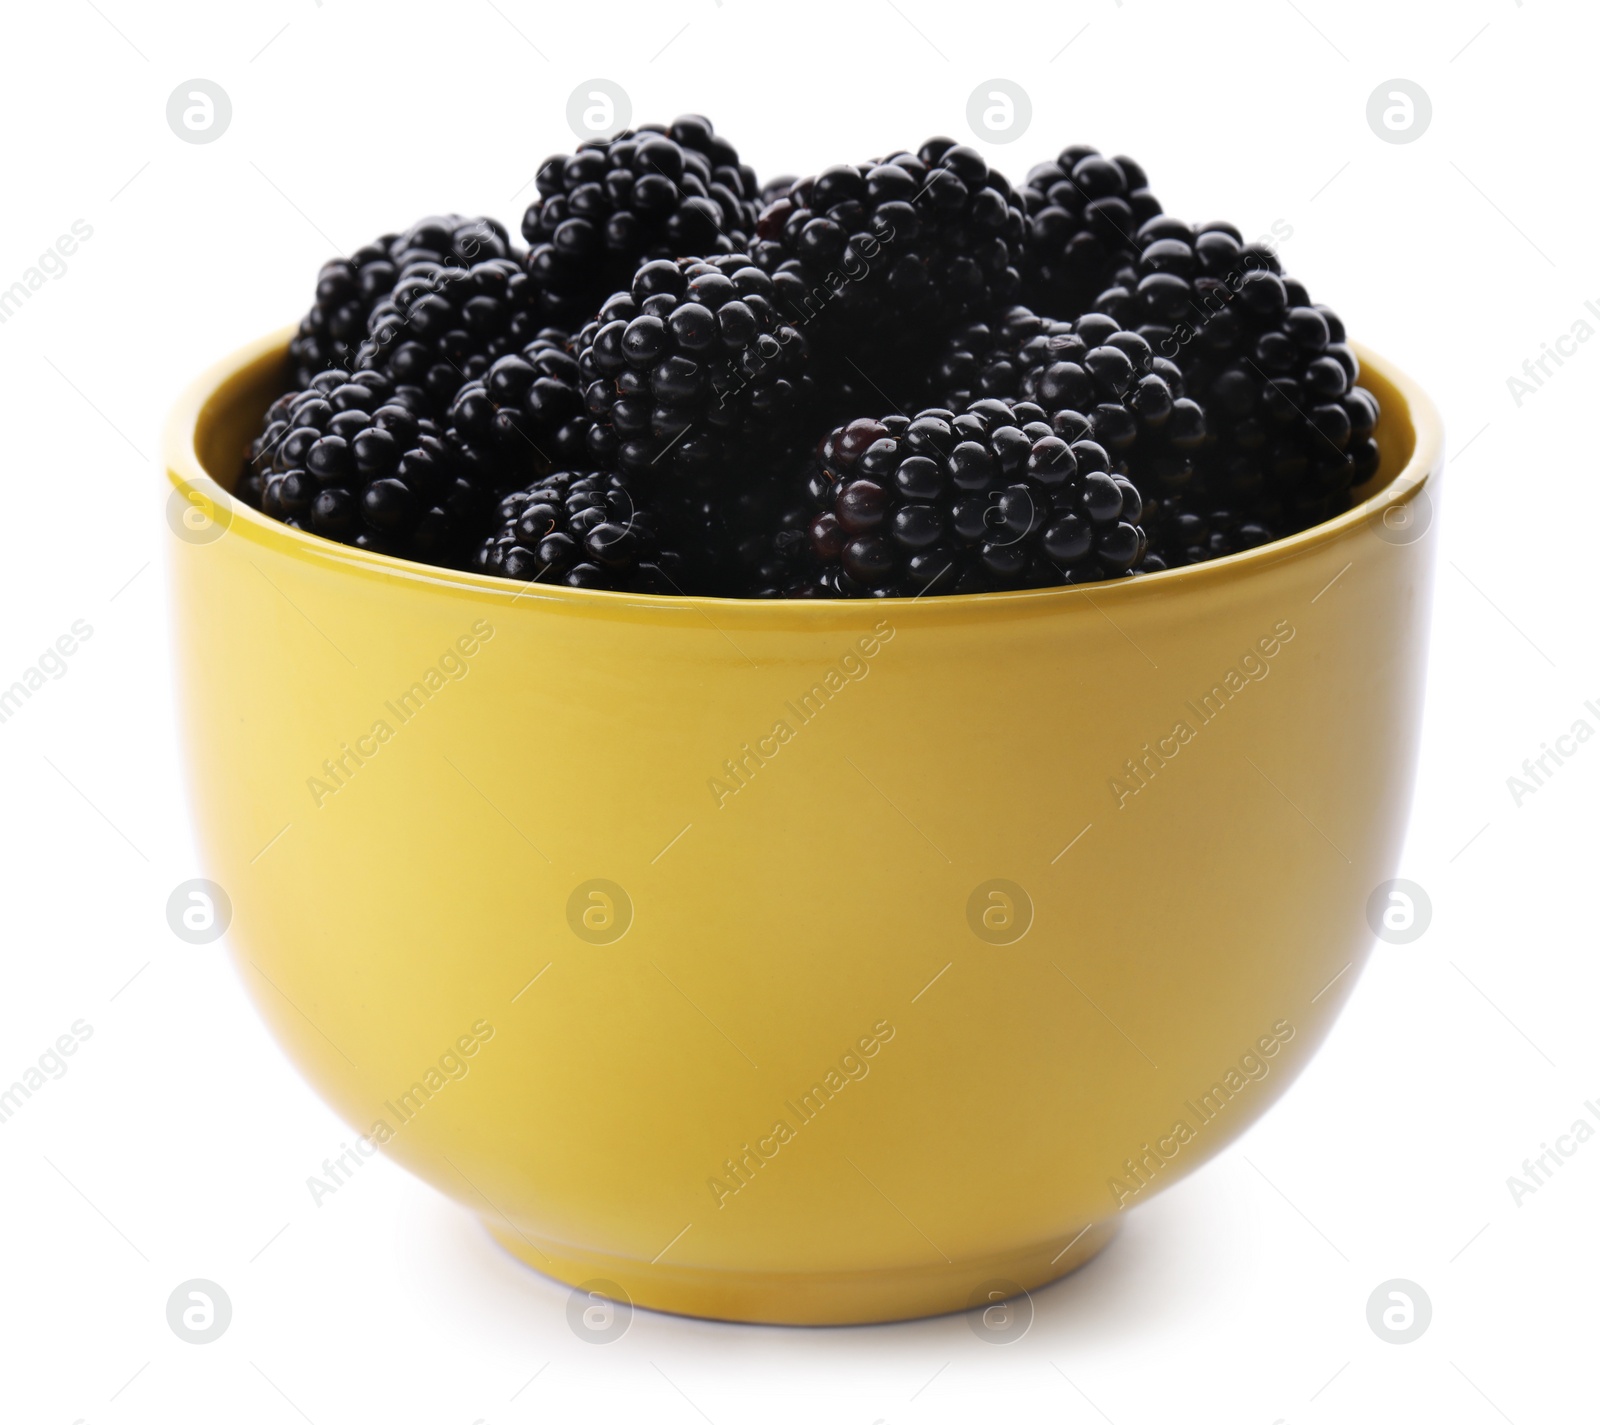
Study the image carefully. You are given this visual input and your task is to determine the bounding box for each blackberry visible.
[475,470,670,592]
[931,305,1207,520]
[521,116,761,326]
[933,307,1199,440]
[667,436,820,597]
[445,328,591,492]
[356,253,539,412]
[576,254,809,480]
[932,304,1063,407]
[751,139,1026,362]
[759,174,797,206]
[239,368,486,566]
[1139,492,1281,569]
[288,216,513,388]
[788,398,1147,598]
[1093,218,1381,531]
[1021,147,1162,320]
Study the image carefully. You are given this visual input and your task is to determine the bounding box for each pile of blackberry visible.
[244,119,1384,595]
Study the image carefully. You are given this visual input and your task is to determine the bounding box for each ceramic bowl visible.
[165,330,1441,1324]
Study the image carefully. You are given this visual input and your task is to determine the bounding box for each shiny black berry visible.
[1139,492,1283,568]
[445,328,592,493]
[475,470,672,591]
[356,253,539,411]
[1021,147,1162,321]
[575,254,809,479]
[787,399,1146,597]
[287,216,513,388]
[521,116,761,326]
[1093,217,1381,542]
[240,368,490,565]
[751,139,1027,366]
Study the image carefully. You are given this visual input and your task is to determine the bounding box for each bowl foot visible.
[483,1217,1119,1326]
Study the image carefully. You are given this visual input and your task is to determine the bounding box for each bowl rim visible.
[165,326,1443,624]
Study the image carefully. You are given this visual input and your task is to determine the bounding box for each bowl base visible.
[484,1217,1120,1326]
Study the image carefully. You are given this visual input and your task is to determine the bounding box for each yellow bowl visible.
[165,330,1441,1325]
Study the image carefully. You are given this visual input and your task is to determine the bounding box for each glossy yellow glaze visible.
[165,331,1441,1324]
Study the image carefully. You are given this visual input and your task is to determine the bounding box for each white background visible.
[1,1,1595,1421]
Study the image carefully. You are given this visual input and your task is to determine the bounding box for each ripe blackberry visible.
[576,254,809,480]
[475,470,670,592]
[521,116,761,326]
[751,139,1026,360]
[288,216,513,388]
[759,174,796,205]
[932,304,1062,407]
[1093,218,1381,529]
[355,252,539,412]
[445,329,591,493]
[661,437,821,596]
[932,306,1201,444]
[239,368,486,565]
[1021,147,1162,321]
[1139,491,1282,569]
[789,398,1147,597]
[931,305,1207,530]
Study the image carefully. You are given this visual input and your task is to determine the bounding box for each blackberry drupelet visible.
[475,470,670,592]
[521,116,762,326]
[356,253,539,412]
[576,254,809,480]
[288,216,513,389]
[788,398,1147,598]
[1093,217,1381,533]
[751,139,1027,363]
[239,368,487,565]
[1021,147,1162,321]
[445,328,591,493]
